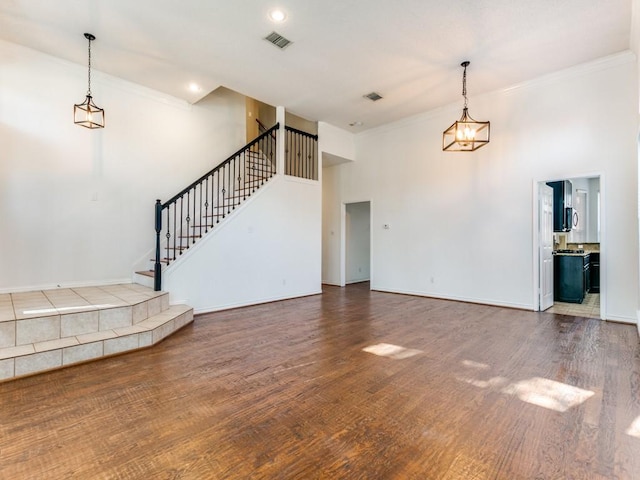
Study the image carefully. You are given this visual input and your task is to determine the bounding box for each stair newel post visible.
[154,199,163,291]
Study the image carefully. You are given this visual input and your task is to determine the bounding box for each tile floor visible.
[546,293,600,319]
[0,284,193,381]
[0,284,164,322]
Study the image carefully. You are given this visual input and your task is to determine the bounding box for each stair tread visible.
[135,270,155,278]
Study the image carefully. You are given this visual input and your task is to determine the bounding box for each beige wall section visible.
[246,97,259,142]
[247,95,317,140]
[246,97,278,139]
[255,103,318,134]
[258,101,277,129]
[286,111,318,134]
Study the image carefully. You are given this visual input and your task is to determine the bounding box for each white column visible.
[276,106,286,175]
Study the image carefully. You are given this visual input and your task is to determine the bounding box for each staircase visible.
[0,284,193,382]
[142,124,279,290]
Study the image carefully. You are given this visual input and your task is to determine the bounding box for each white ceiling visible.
[0,0,632,132]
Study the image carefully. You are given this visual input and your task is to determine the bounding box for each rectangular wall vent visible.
[264,31,293,49]
[364,92,383,101]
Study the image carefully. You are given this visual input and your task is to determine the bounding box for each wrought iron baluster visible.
[303,134,307,179]
[305,137,314,179]
[307,135,311,179]
[286,132,290,175]
[272,134,276,175]
[216,169,220,223]
[210,173,215,227]
[308,135,311,178]
[186,191,191,250]
[234,155,238,201]
[197,183,201,240]
[167,205,172,265]
[204,177,209,233]
[299,133,303,178]
[228,160,233,211]
[223,164,228,216]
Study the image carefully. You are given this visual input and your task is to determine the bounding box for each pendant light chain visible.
[462,63,468,110]
[87,36,92,96]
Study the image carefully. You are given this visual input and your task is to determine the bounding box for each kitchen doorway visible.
[536,175,603,319]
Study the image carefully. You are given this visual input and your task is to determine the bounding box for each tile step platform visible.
[0,284,193,382]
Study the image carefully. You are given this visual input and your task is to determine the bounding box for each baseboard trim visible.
[370,286,533,311]
[603,314,637,325]
[192,290,323,315]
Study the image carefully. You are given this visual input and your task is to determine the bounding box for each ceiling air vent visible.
[264,31,293,49]
[364,92,383,102]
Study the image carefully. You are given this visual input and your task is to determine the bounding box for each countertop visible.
[553,250,592,257]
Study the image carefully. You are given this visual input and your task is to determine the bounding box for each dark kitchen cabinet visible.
[554,253,590,303]
[546,180,573,232]
[584,259,591,294]
[590,252,600,293]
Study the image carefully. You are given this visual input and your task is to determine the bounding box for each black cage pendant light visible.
[442,61,489,152]
[74,33,105,129]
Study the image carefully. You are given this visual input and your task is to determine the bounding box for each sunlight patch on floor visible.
[461,359,491,370]
[459,376,509,389]
[362,343,423,360]
[626,416,640,439]
[502,377,594,412]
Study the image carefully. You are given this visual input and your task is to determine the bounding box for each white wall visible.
[0,40,246,291]
[322,165,343,285]
[346,201,371,283]
[163,175,322,312]
[318,122,355,161]
[320,122,355,285]
[327,52,639,322]
[587,177,600,243]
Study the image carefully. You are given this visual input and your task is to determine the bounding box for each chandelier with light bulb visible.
[74,33,105,129]
[442,61,489,152]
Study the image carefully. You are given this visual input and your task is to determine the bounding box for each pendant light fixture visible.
[442,61,489,151]
[74,33,105,129]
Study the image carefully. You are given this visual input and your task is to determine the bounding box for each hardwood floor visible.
[0,283,638,479]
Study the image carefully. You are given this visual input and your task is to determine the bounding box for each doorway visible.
[536,176,603,319]
[344,201,371,285]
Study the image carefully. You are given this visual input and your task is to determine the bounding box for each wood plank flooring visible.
[0,283,638,479]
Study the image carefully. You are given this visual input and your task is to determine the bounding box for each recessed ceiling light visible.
[189,83,202,93]
[269,9,287,22]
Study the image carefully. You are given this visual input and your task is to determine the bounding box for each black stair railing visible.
[153,123,279,291]
[285,126,318,181]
